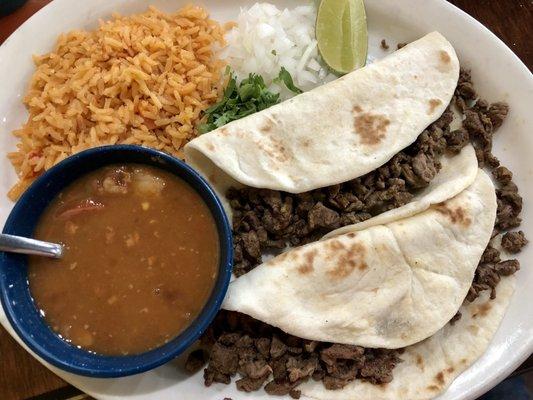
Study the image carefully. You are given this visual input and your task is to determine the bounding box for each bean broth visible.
[29,164,219,355]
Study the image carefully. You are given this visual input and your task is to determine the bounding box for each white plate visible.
[0,0,532,399]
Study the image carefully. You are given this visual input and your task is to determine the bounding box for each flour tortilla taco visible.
[185,32,460,195]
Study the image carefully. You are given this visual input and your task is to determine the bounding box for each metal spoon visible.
[0,234,63,258]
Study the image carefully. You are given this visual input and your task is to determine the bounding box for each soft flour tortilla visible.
[323,144,478,239]
[185,31,459,193]
[300,275,516,400]
[223,170,496,348]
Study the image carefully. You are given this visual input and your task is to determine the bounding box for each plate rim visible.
[0,0,532,399]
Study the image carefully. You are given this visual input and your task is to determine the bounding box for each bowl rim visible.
[0,144,233,377]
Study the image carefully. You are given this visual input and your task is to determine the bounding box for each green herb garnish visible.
[274,67,304,94]
[199,68,302,134]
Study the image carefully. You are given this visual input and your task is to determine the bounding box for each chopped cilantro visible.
[274,67,303,94]
[199,68,303,134]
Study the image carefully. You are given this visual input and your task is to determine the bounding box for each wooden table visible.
[0,1,531,399]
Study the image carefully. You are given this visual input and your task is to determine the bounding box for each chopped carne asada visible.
[187,311,402,395]
[453,68,526,301]
[501,231,528,254]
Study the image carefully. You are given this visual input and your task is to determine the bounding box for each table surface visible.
[0,0,532,399]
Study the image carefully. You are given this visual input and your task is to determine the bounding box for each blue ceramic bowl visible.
[0,145,233,377]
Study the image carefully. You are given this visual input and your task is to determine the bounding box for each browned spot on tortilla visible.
[219,128,229,136]
[371,287,378,293]
[288,252,300,261]
[327,240,346,251]
[415,354,424,370]
[269,112,280,124]
[376,243,390,253]
[260,119,274,133]
[300,138,312,148]
[460,358,467,364]
[329,258,360,278]
[353,108,390,145]
[427,385,440,391]
[298,249,318,275]
[274,251,291,264]
[258,136,290,163]
[468,325,479,335]
[440,50,451,64]
[447,367,455,373]
[350,242,365,254]
[435,372,445,385]
[297,263,313,274]
[472,302,492,318]
[327,242,367,279]
[346,232,357,238]
[428,99,442,114]
[435,203,471,227]
[305,249,317,264]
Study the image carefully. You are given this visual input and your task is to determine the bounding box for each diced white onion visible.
[221,2,337,98]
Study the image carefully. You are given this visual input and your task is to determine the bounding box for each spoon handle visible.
[0,234,63,258]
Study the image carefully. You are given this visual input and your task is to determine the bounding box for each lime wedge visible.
[316,0,368,75]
